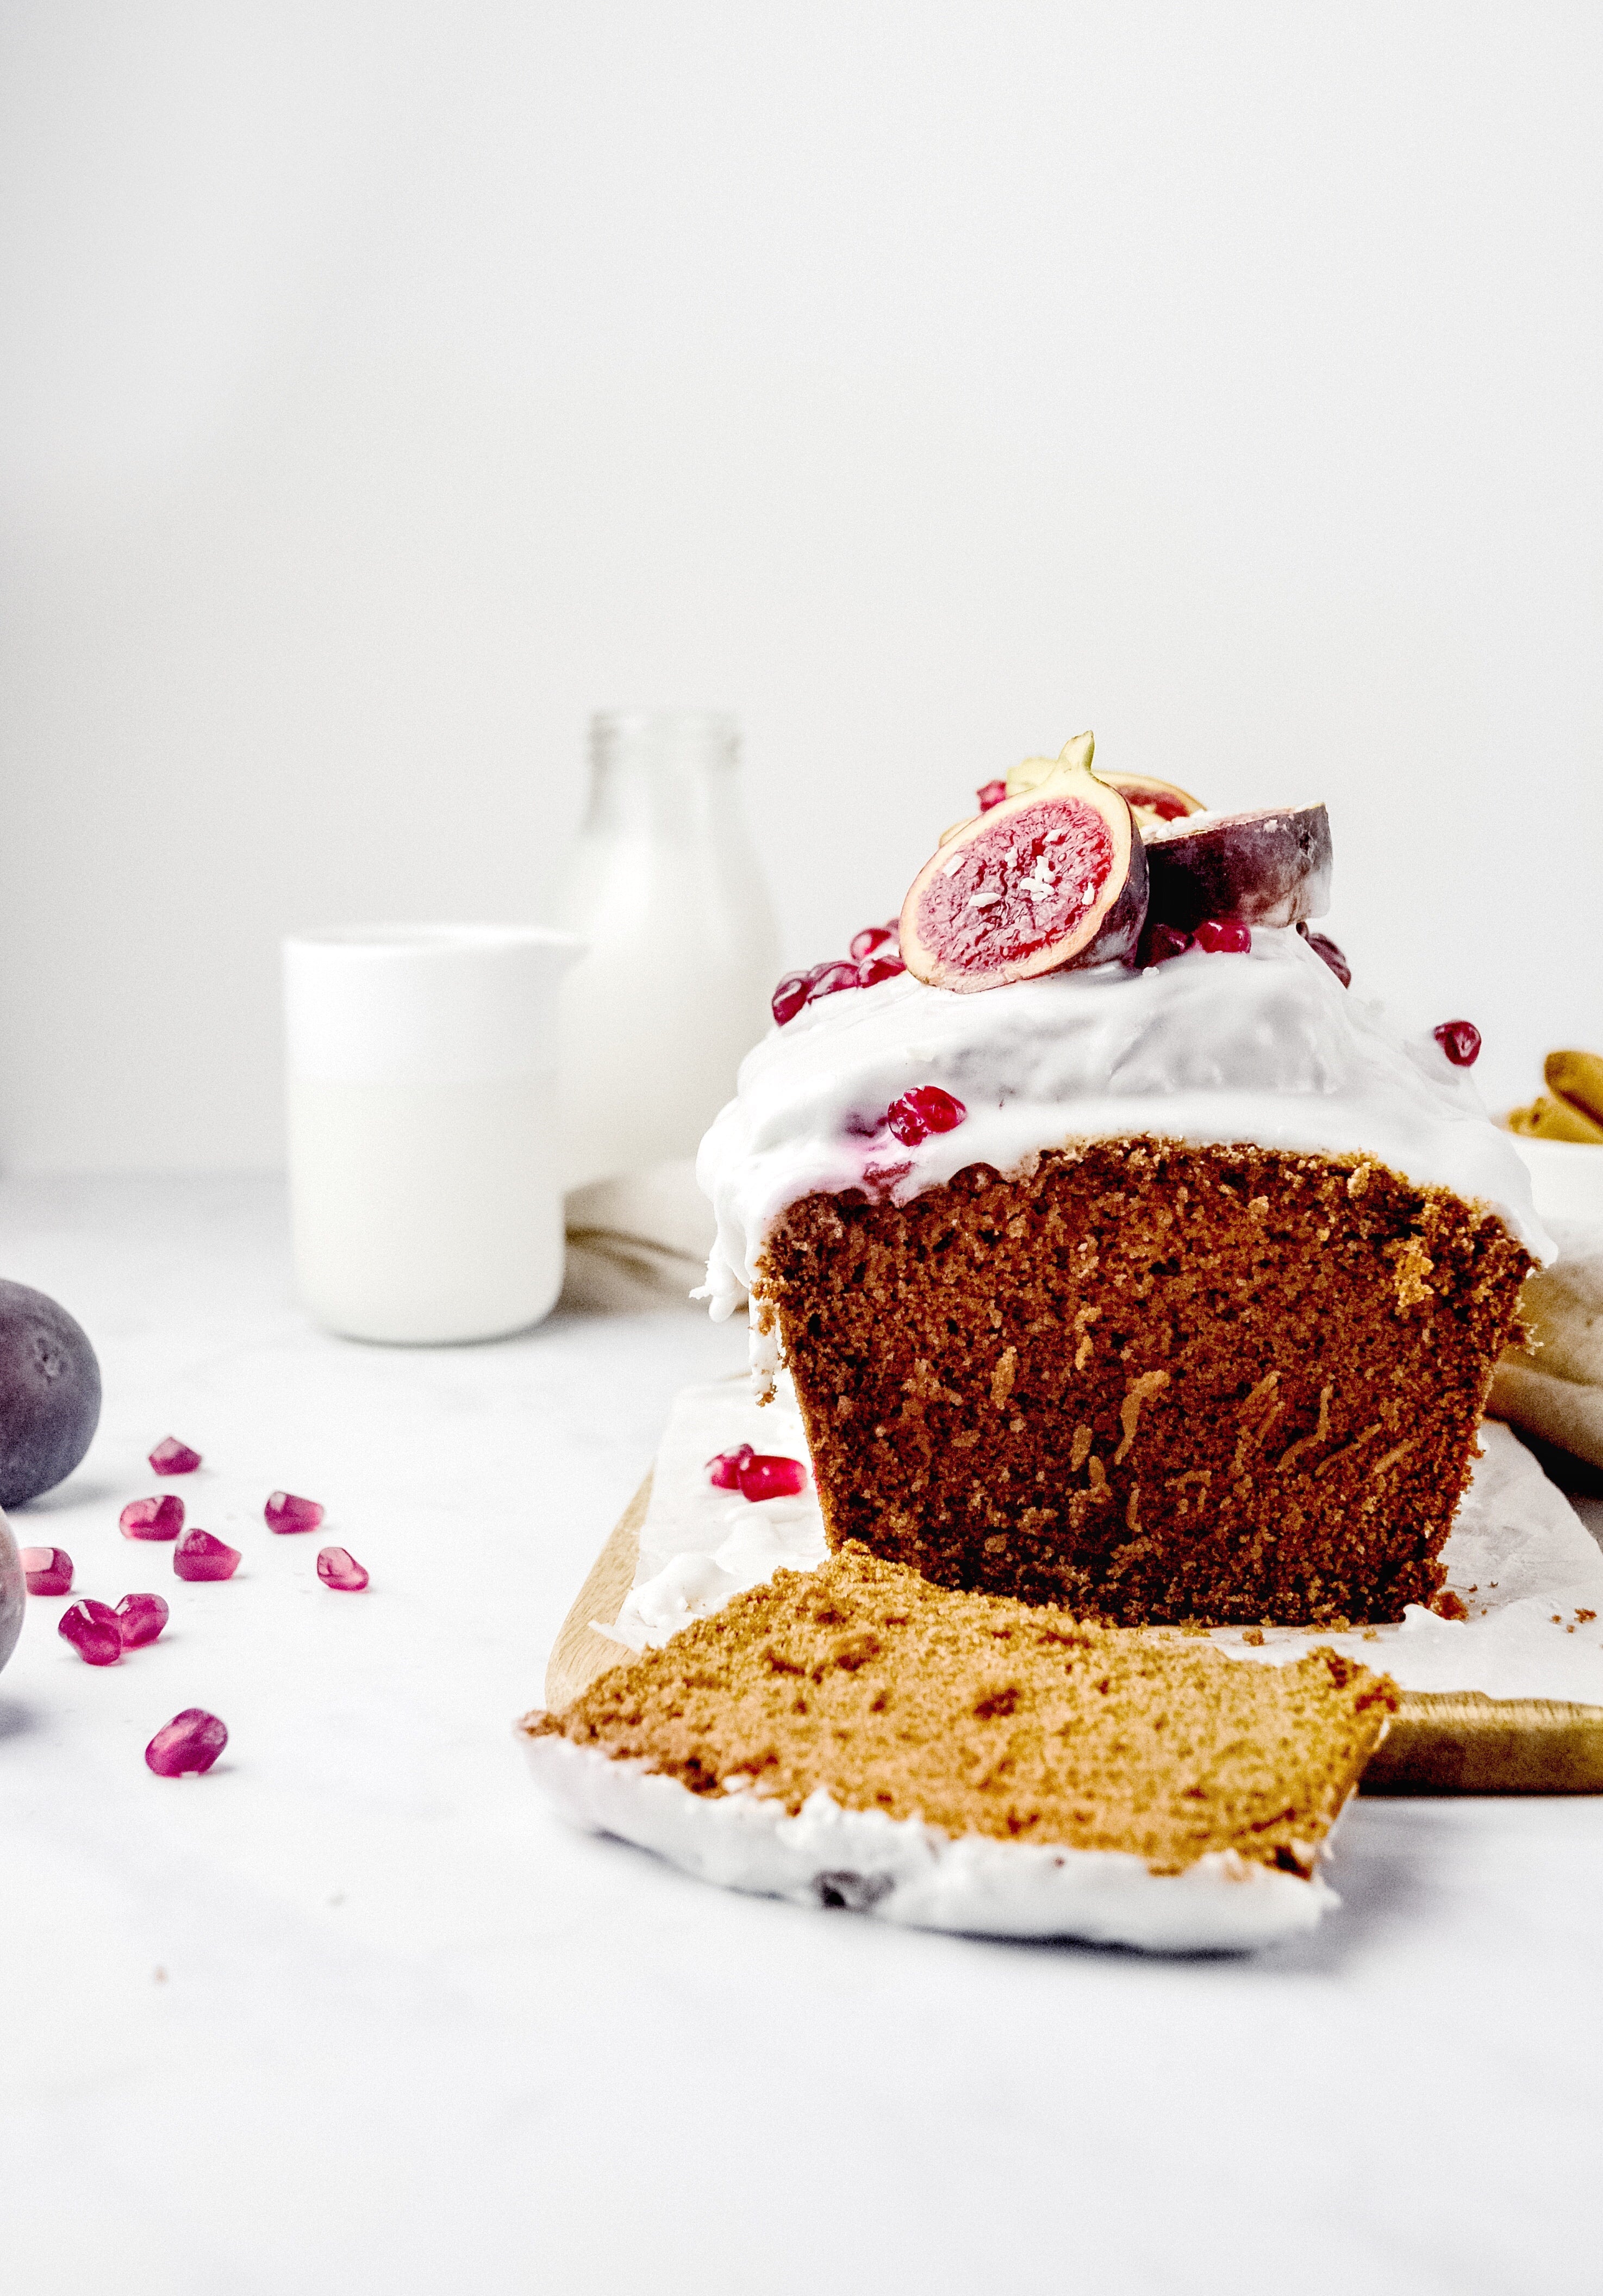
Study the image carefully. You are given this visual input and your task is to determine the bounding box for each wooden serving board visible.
[544,1474,1603,1795]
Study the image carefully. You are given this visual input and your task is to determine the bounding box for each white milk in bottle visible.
[558,712,780,1196]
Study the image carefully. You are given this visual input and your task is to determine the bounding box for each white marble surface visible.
[2,1177,1602,2296]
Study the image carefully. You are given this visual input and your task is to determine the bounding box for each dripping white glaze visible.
[695,925,1549,1324]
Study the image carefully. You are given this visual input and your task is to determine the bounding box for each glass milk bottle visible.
[557,711,780,1190]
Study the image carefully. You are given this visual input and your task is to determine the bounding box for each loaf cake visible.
[698,737,1548,1627]
[523,1544,1399,1949]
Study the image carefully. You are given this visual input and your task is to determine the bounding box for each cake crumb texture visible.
[762,1141,1530,1626]
[529,1546,1399,1876]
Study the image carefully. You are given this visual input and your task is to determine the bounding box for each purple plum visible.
[0,1280,102,1509]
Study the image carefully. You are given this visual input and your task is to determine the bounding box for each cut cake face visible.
[523,1546,1399,1951]
[763,1138,1531,1626]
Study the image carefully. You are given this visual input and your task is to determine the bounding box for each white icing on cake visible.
[695,925,1550,1323]
[524,1731,1338,1952]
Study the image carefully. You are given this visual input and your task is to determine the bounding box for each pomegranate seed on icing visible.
[849,923,900,961]
[707,1443,756,1490]
[59,1598,123,1666]
[975,779,1008,811]
[145,1708,227,1777]
[115,1592,169,1648]
[771,971,813,1027]
[806,959,859,1003]
[317,1546,369,1591]
[121,1494,184,1541]
[265,1490,325,1535]
[885,1086,967,1147]
[737,1455,807,1503]
[1139,922,1193,967]
[149,1437,202,1476]
[21,1546,73,1596]
[856,953,906,988]
[1433,1019,1482,1067]
[173,1529,241,1583]
[1194,917,1251,955]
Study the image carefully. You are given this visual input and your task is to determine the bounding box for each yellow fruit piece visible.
[1544,1049,1603,1130]
[1505,1094,1603,1144]
[1006,730,1097,801]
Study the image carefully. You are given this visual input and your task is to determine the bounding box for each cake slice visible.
[523,1545,1399,1951]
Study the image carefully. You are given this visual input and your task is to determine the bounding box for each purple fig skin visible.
[1145,803,1332,931]
[0,1280,102,1510]
[900,783,1148,992]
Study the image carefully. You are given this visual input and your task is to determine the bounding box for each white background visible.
[2,1,1600,1171]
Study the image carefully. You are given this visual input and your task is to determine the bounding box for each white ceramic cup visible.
[284,925,583,1343]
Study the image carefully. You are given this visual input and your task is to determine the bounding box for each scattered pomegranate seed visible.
[1194,917,1252,955]
[1139,922,1193,967]
[145,1708,227,1777]
[265,1490,325,1535]
[173,1529,241,1583]
[149,1436,202,1476]
[317,1546,369,1591]
[849,922,900,960]
[975,779,1008,811]
[21,1546,73,1596]
[737,1455,807,1502]
[707,1443,756,1490]
[1434,1019,1481,1067]
[885,1086,967,1147]
[771,970,813,1026]
[121,1494,184,1541]
[115,1592,169,1648]
[59,1597,123,1666]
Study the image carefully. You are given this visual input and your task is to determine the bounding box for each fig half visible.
[900,735,1148,992]
[1145,802,1332,930]
[1094,771,1206,835]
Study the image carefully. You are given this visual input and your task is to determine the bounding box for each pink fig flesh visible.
[1099,771,1206,833]
[900,783,1147,992]
[1145,803,1331,930]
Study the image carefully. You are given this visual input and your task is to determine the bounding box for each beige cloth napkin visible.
[560,1161,716,1316]
[1488,1224,1603,1472]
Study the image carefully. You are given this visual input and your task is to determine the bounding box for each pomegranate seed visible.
[856,953,906,988]
[317,1546,369,1591]
[21,1546,73,1596]
[885,1086,967,1147]
[849,922,900,961]
[1298,923,1352,987]
[145,1708,227,1777]
[806,959,859,1003]
[265,1490,325,1535]
[1194,917,1251,955]
[1139,922,1193,967]
[115,1592,169,1648]
[121,1494,184,1541]
[771,970,813,1026]
[59,1597,123,1666]
[707,1443,756,1490]
[173,1528,241,1583]
[1434,1019,1481,1067]
[149,1436,202,1476]
[737,1455,807,1502]
[976,779,1008,811]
